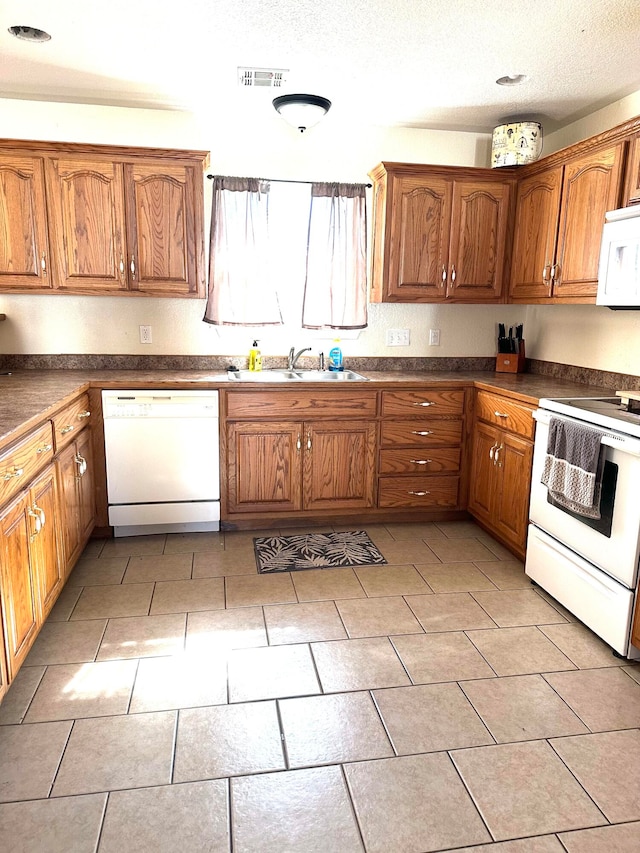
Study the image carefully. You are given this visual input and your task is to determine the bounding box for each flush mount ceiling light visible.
[272,94,331,133]
[8,25,51,42]
[496,74,527,87]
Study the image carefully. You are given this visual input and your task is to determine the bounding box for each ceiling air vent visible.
[238,67,288,88]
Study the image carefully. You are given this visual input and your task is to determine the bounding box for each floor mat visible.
[254,530,387,573]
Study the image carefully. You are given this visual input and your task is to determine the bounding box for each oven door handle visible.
[533,410,640,457]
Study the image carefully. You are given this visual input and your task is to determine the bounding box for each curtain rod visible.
[206,174,372,188]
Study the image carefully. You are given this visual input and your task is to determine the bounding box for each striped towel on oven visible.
[541,416,605,519]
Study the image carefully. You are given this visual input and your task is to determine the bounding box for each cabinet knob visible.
[2,466,24,480]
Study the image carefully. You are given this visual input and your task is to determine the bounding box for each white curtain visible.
[203,176,283,326]
[302,182,368,330]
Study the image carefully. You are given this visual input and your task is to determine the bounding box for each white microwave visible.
[597,206,640,308]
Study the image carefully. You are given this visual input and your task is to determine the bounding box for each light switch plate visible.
[429,328,441,346]
[386,329,410,346]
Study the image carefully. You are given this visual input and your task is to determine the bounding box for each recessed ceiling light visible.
[496,74,527,87]
[8,25,51,43]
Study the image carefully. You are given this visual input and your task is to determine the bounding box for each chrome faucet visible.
[288,346,312,370]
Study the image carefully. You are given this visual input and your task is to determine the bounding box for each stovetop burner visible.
[538,392,640,439]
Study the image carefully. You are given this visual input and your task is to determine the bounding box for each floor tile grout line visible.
[46,716,76,800]
[93,789,110,853]
[544,736,613,827]
[339,763,369,852]
[367,688,400,758]
[445,748,497,844]
[274,699,291,771]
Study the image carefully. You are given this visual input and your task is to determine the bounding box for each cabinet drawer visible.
[381,420,463,447]
[379,447,461,475]
[475,391,535,439]
[0,423,54,505]
[378,476,459,508]
[226,390,378,420]
[382,389,465,417]
[52,394,92,450]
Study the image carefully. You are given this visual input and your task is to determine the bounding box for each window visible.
[203,177,368,330]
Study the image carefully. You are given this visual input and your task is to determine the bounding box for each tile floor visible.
[1,520,640,852]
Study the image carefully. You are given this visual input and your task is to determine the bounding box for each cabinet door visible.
[386,174,451,301]
[491,432,534,550]
[124,161,202,296]
[554,143,625,298]
[75,429,96,552]
[624,134,640,206]
[0,154,52,290]
[304,421,377,511]
[448,180,510,301]
[0,493,40,679]
[46,156,128,292]
[227,422,302,513]
[30,467,64,620]
[509,166,563,300]
[56,440,83,574]
[468,421,499,523]
[0,614,8,703]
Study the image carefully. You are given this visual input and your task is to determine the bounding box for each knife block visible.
[496,341,525,373]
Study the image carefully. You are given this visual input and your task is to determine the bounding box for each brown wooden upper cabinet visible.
[0,140,208,297]
[368,163,514,303]
[509,143,626,302]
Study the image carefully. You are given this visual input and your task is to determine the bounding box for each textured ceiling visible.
[2,0,640,133]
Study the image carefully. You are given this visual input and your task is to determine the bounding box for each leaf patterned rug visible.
[254,531,387,573]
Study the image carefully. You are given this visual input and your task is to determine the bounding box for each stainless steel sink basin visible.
[294,370,369,381]
[227,370,301,382]
[227,369,369,382]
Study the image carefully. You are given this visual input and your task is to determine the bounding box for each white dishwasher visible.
[102,390,220,537]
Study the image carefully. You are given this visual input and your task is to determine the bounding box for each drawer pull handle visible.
[489,442,498,460]
[307,432,312,451]
[77,410,91,419]
[494,443,504,466]
[28,506,42,539]
[494,411,509,418]
[408,490,430,496]
[36,443,53,454]
[413,401,435,407]
[2,466,24,480]
[41,251,47,276]
[74,454,87,477]
[296,434,301,451]
[410,459,432,465]
[60,424,75,434]
[412,430,433,436]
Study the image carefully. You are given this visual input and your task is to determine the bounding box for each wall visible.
[1,92,640,377]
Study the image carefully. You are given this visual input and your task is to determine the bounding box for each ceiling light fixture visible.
[496,74,527,87]
[8,25,51,43]
[272,94,331,133]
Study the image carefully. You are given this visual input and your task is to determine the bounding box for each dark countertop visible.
[0,368,613,449]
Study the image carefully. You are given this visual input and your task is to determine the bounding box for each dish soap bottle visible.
[328,338,343,372]
[248,340,262,372]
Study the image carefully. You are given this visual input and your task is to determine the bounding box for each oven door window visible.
[547,459,618,538]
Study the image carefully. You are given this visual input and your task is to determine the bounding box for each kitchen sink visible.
[294,370,369,381]
[227,370,301,382]
[227,369,369,382]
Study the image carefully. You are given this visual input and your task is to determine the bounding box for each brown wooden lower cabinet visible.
[0,620,8,703]
[56,428,96,576]
[226,420,377,515]
[0,464,62,679]
[468,420,534,559]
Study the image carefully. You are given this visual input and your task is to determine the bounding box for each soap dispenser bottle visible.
[248,340,262,372]
[328,338,343,372]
